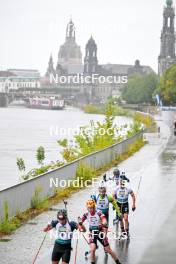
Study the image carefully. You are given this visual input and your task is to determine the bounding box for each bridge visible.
[0,86,83,107]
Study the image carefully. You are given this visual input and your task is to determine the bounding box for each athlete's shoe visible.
[113,216,119,225]
[119,231,127,240]
[126,232,130,240]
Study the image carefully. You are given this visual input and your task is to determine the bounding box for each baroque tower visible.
[45,54,55,77]
[57,19,82,73]
[84,36,98,74]
[158,0,176,75]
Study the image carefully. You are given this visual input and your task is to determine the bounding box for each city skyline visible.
[0,0,172,74]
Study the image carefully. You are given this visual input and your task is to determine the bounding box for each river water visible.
[0,106,131,190]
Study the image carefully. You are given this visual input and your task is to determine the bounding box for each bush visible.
[31,187,49,209]
[76,162,95,183]
[0,202,20,234]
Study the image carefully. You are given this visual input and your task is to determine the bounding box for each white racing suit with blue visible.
[114,187,133,214]
[51,220,77,263]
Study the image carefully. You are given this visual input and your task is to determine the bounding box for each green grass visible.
[83,104,130,116]
[30,186,49,210]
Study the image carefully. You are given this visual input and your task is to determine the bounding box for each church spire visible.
[45,53,55,77]
[158,0,176,75]
[66,19,75,41]
[84,36,98,74]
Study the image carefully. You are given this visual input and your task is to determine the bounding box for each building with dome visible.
[44,19,153,103]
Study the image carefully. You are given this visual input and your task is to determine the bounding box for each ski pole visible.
[81,232,90,258]
[32,231,48,264]
[81,232,89,245]
[74,236,79,264]
[136,175,142,201]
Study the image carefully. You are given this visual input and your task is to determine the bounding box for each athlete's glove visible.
[43,224,51,232]
[78,217,86,232]
[132,206,136,212]
[78,224,86,232]
[78,217,83,225]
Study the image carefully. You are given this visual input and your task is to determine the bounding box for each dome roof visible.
[58,42,82,59]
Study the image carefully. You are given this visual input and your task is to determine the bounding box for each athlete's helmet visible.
[98,186,106,193]
[113,168,120,176]
[57,209,67,219]
[86,199,96,208]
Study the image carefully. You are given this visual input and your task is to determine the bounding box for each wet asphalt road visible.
[1,111,176,264]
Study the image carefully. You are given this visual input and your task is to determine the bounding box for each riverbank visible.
[83,103,154,128]
[83,104,130,116]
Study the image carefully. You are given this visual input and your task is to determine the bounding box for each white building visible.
[0,69,41,93]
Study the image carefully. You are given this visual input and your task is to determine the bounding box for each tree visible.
[157,64,176,105]
[16,158,25,173]
[36,146,45,166]
[16,157,26,181]
[121,73,158,104]
[58,103,120,162]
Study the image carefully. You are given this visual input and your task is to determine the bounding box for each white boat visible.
[28,97,64,110]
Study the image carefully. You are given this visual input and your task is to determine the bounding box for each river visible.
[0,106,131,190]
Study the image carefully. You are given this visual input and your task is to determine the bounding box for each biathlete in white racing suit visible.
[113,180,136,238]
[43,209,83,264]
[91,186,122,225]
[104,168,130,186]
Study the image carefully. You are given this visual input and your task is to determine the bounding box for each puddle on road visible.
[49,207,59,211]
[27,222,38,225]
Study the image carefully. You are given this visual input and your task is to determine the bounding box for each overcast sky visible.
[0,0,171,74]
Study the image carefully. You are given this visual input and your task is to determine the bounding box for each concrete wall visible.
[0,131,144,220]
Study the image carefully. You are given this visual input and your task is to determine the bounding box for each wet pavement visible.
[0,111,176,264]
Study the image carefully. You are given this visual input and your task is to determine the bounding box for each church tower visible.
[66,19,75,41]
[158,0,176,75]
[84,36,98,74]
[57,19,82,73]
[45,54,55,77]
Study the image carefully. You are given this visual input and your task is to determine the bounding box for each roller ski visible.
[85,245,99,259]
[113,216,119,226]
[118,231,130,241]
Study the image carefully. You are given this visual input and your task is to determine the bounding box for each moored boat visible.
[27,96,64,110]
